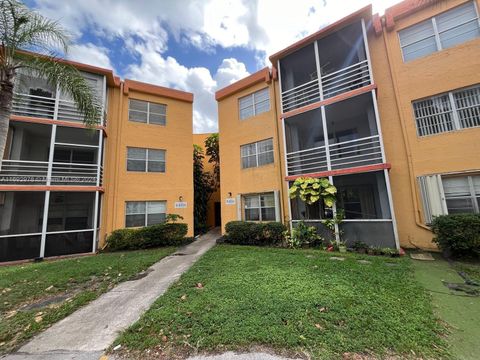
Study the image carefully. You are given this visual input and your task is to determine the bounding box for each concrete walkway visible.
[2,229,219,360]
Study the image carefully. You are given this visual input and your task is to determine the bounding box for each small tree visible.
[205,133,219,191]
[193,145,215,235]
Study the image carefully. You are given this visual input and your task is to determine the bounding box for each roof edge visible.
[384,0,439,30]
[215,67,271,101]
[123,79,194,103]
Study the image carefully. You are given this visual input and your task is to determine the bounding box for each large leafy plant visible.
[289,177,337,207]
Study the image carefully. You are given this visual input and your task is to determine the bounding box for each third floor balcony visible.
[279,20,372,113]
[12,70,107,126]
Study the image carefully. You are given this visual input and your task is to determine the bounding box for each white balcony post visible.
[384,169,400,249]
[370,90,387,163]
[361,18,374,84]
[53,84,60,120]
[314,41,324,101]
[39,124,56,258]
[321,106,332,171]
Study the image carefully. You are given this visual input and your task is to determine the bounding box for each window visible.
[418,174,480,223]
[413,84,480,136]
[239,88,270,120]
[128,99,167,125]
[442,175,480,214]
[399,1,480,61]
[243,193,276,221]
[125,201,166,227]
[240,138,274,169]
[127,147,165,172]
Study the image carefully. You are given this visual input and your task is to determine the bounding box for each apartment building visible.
[216,0,480,249]
[0,60,194,263]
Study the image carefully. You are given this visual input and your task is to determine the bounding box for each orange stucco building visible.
[0,60,194,262]
[216,0,480,250]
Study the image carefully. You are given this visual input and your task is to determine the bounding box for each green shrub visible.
[105,223,189,251]
[224,221,286,246]
[284,221,323,249]
[431,214,480,257]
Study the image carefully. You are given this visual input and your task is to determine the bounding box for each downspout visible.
[271,69,286,223]
[381,27,431,232]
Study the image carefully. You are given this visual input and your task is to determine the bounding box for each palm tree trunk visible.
[0,70,14,164]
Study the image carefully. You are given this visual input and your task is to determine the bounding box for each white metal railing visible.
[285,135,383,176]
[12,92,105,125]
[286,145,328,176]
[0,159,102,185]
[321,60,370,99]
[280,60,371,113]
[281,79,320,113]
[329,135,382,170]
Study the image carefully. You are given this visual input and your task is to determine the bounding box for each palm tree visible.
[0,0,100,160]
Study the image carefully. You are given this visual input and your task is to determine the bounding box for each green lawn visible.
[412,255,480,360]
[0,247,175,354]
[116,245,447,359]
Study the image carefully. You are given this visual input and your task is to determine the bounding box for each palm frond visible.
[17,53,102,126]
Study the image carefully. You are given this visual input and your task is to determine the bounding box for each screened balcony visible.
[0,122,102,186]
[11,71,106,125]
[279,20,371,113]
[0,191,97,262]
[290,171,396,248]
[285,92,382,176]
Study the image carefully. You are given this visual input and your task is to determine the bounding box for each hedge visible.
[431,214,480,258]
[224,221,286,246]
[105,223,189,251]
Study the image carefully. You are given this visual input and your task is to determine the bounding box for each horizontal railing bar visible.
[288,163,329,173]
[330,150,383,163]
[46,228,95,235]
[329,135,379,147]
[287,145,326,156]
[322,63,369,84]
[323,74,371,93]
[321,60,368,79]
[288,159,328,169]
[323,81,371,98]
[286,154,327,165]
[322,69,370,89]
[330,146,381,158]
[282,94,320,109]
[281,79,319,95]
[330,156,383,167]
[54,142,99,148]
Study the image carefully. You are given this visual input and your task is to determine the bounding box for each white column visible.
[314,41,324,101]
[384,169,400,249]
[39,124,57,258]
[53,84,60,120]
[361,18,374,84]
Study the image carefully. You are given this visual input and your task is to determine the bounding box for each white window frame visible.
[413,84,480,136]
[128,99,167,125]
[399,1,480,62]
[442,174,480,214]
[126,147,166,173]
[125,200,167,228]
[238,87,270,120]
[243,193,276,222]
[240,138,274,169]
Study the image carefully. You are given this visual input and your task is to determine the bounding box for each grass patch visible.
[452,260,480,282]
[0,247,175,353]
[116,246,447,359]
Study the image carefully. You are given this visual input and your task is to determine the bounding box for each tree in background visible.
[193,145,214,235]
[0,0,101,159]
[205,132,219,191]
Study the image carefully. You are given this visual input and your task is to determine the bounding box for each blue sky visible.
[26,0,400,133]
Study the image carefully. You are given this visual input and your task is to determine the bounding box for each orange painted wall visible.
[218,78,284,233]
[193,133,221,229]
[100,83,194,245]
[372,0,480,249]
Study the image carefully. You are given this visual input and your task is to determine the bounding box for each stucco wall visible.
[100,85,194,245]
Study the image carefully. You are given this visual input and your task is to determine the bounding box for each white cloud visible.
[126,48,249,133]
[31,0,403,132]
[67,43,114,70]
